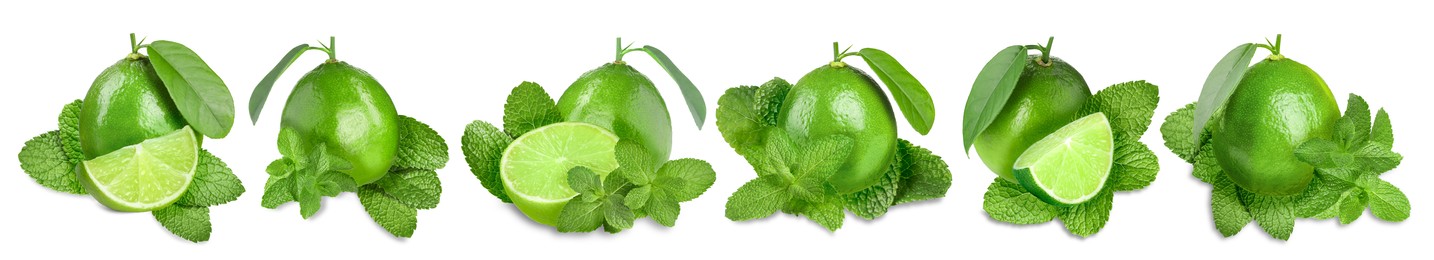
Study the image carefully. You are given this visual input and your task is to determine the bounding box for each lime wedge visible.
[1012,113,1114,206]
[78,126,199,212]
[501,122,619,226]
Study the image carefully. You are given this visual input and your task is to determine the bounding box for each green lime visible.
[80,58,189,159]
[501,122,620,226]
[557,63,672,168]
[975,56,1092,181]
[779,64,897,194]
[281,62,399,185]
[77,126,199,212]
[1213,58,1339,195]
[1012,113,1113,206]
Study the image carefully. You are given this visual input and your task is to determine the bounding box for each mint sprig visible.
[261,115,448,238]
[19,100,245,242]
[463,81,717,233]
[981,81,1162,237]
[1159,94,1408,240]
[715,78,952,231]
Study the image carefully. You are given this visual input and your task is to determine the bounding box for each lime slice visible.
[1012,113,1114,206]
[78,126,199,212]
[501,122,619,226]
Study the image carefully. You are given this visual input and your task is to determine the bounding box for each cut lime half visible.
[78,126,199,212]
[1012,113,1114,206]
[501,122,619,226]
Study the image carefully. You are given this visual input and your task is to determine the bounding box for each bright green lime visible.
[975,56,1092,181]
[281,62,399,185]
[779,64,897,194]
[1213,58,1339,195]
[77,126,199,212]
[80,57,189,159]
[501,122,620,226]
[1012,113,1113,206]
[557,63,672,168]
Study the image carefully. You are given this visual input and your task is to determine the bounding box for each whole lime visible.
[1213,58,1339,195]
[280,62,399,185]
[778,63,897,194]
[79,57,189,159]
[556,63,672,166]
[975,56,1092,181]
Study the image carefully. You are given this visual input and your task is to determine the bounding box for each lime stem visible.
[127,33,147,60]
[614,37,640,64]
[1255,34,1284,60]
[831,42,860,66]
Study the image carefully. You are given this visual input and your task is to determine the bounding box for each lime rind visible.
[500,122,620,226]
[1012,113,1114,206]
[79,126,199,212]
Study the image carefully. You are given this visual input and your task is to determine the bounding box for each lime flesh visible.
[1012,113,1113,206]
[500,122,619,226]
[78,126,199,212]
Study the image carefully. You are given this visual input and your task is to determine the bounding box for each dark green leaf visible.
[1159,103,1199,163]
[1192,43,1257,144]
[248,44,310,124]
[176,150,244,207]
[893,140,951,204]
[153,205,211,243]
[1211,177,1251,237]
[639,45,706,129]
[393,115,449,170]
[502,81,561,137]
[857,48,934,135]
[725,177,790,221]
[18,131,86,194]
[358,185,418,238]
[982,178,1058,224]
[58,100,84,163]
[461,120,513,203]
[146,40,234,138]
[963,45,1027,152]
[378,168,442,210]
[1335,94,1371,148]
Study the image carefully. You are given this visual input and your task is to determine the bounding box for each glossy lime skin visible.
[80,58,189,159]
[281,62,399,185]
[779,64,897,194]
[557,63,672,166]
[975,56,1091,181]
[1213,59,1339,196]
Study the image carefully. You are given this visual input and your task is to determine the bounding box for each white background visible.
[1,0,1428,259]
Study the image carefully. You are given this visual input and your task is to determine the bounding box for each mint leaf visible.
[1366,178,1410,222]
[715,86,766,151]
[262,128,356,219]
[153,205,211,243]
[982,178,1058,224]
[1336,187,1367,224]
[1192,141,1222,184]
[1160,103,1198,162]
[1240,190,1298,240]
[725,177,791,221]
[1370,109,1393,148]
[377,168,442,210]
[893,140,951,204]
[1295,174,1352,218]
[643,197,682,227]
[260,168,295,209]
[797,195,846,231]
[461,120,513,203]
[393,115,449,170]
[1335,94,1371,148]
[1057,189,1114,237]
[18,131,85,194]
[846,161,900,220]
[1110,141,1158,191]
[1351,143,1401,174]
[654,158,715,202]
[1081,80,1160,142]
[754,78,792,125]
[556,167,636,233]
[1211,177,1251,237]
[715,78,790,151]
[358,185,418,238]
[614,141,657,185]
[59,100,83,163]
[503,81,561,137]
[176,150,244,207]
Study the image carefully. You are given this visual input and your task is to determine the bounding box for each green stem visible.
[831,42,860,67]
[1256,34,1284,60]
[127,33,146,60]
[614,37,639,64]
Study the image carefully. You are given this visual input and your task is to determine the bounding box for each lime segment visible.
[501,122,619,226]
[79,126,199,212]
[1012,113,1114,206]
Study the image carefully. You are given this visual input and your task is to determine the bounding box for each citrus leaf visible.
[248,44,309,124]
[1192,43,1257,144]
[858,48,935,135]
[963,45,1027,153]
[638,45,706,129]
[147,40,234,138]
